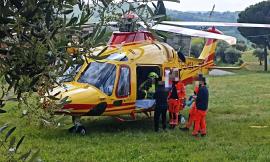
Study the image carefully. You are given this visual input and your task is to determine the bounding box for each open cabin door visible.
[135,65,161,111]
[136,65,161,99]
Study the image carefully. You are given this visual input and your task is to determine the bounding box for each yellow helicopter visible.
[52,3,270,134]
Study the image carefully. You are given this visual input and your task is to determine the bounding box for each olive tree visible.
[238,1,270,71]
[0,0,173,124]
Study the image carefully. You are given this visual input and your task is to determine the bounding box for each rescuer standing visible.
[168,78,186,128]
[180,85,199,131]
[192,77,209,137]
[153,81,169,132]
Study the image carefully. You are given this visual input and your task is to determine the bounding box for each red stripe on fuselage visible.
[63,104,94,110]
[105,106,136,112]
[63,102,135,110]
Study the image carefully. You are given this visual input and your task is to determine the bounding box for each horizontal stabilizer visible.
[209,63,248,70]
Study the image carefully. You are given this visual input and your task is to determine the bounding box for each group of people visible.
[140,71,209,137]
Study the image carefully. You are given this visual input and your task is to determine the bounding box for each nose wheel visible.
[68,116,86,135]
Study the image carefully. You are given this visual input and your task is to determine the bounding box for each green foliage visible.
[253,48,264,65]
[253,48,270,65]
[251,43,257,49]
[0,0,158,122]
[190,38,244,64]
[224,47,242,64]
[0,0,164,101]
[238,0,270,71]
[238,1,270,46]
[0,124,41,162]
[19,93,69,127]
[216,41,230,63]
[215,41,242,64]
[0,0,93,100]
[235,40,247,52]
[190,38,204,58]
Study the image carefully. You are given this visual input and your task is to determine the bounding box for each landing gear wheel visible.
[77,126,86,135]
[69,116,86,135]
[68,125,86,135]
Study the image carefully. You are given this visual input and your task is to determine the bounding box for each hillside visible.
[167,10,245,40]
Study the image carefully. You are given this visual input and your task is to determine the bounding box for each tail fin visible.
[198,27,222,64]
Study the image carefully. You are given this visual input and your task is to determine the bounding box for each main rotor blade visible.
[151,24,237,45]
[161,21,270,28]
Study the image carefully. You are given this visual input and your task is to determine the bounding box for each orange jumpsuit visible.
[192,85,208,136]
[186,101,197,128]
[176,81,186,111]
[192,110,207,135]
[168,81,186,127]
[186,86,199,128]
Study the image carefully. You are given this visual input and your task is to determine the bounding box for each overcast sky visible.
[158,0,266,12]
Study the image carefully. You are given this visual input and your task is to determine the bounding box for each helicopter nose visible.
[58,84,108,115]
[63,101,107,116]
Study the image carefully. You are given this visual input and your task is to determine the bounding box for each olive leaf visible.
[5,127,16,142]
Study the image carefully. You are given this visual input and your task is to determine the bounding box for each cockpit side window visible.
[117,66,130,98]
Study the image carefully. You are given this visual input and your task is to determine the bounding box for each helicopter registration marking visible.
[182,62,194,68]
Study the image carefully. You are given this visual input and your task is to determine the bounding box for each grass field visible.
[241,50,270,72]
[1,53,270,161]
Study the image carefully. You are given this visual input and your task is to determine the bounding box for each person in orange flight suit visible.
[180,85,199,131]
[192,77,209,137]
[167,78,186,128]
[176,79,186,111]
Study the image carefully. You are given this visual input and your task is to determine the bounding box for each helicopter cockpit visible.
[77,60,131,99]
[78,62,117,96]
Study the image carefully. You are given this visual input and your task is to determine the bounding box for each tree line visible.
[191,1,270,68]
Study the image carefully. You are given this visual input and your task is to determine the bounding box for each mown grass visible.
[1,71,270,162]
[1,53,270,161]
[242,50,270,72]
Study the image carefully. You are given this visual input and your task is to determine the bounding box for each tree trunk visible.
[264,43,268,71]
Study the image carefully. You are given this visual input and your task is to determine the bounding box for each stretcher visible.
[135,99,156,109]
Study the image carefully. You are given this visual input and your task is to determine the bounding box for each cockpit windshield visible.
[78,62,116,96]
